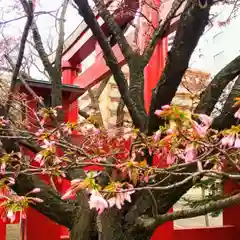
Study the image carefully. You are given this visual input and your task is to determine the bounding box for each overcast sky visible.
[0,1,238,80]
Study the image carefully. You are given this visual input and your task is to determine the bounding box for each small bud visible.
[31,188,41,194]
[32,197,44,203]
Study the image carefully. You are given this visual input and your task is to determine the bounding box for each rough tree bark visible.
[148,0,213,134]
[1,0,240,239]
[213,75,240,129]
[196,54,240,115]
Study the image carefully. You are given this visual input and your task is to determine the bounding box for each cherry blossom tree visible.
[0,0,239,240]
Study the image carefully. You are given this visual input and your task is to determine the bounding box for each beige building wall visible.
[78,65,210,128]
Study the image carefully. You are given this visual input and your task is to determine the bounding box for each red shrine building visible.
[0,0,239,239]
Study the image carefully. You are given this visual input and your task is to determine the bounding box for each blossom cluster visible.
[0,98,239,218]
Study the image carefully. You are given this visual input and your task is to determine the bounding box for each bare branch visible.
[148,0,213,134]
[4,54,45,107]
[31,21,57,80]
[136,193,240,232]
[6,0,34,111]
[78,109,90,119]
[73,0,145,130]
[95,77,110,98]
[195,55,240,115]
[143,0,186,64]
[213,75,240,129]
[93,0,136,62]
[116,98,125,127]
[55,0,69,72]
[88,89,104,127]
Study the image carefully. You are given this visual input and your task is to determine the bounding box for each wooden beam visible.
[73,43,126,89]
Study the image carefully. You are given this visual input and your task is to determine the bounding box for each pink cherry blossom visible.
[71,179,82,185]
[192,121,208,138]
[40,118,46,126]
[88,190,108,215]
[234,108,240,119]
[185,144,197,163]
[7,210,15,223]
[234,136,240,148]
[31,197,44,203]
[0,162,6,174]
[55,105,63,110]
[108,197,117,208]
[63,126,72,135]
[154,110,163,117]
[34,153,44,166]
[107,189,134,209]
[199,114,213,127]
[162,105,171,110]
[30,188,41,194]
[0,117,9,126]
[167,151,176,165]
[153,130,161,142]
[7,177,15,185]
[61,189,75,200]
[167,128,174,135]
[53,156,61,165]
[221,135,235,147]
[42,139,55,149]
[35,128,44,137]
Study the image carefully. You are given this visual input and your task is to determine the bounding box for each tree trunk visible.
[70,208,97,240]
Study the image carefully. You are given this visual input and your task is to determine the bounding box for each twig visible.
[6,0,34,112]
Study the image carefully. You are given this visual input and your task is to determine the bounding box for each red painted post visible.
[0,190,21,240]
[141,1,173,239]
[143,0,168,114]
[62,61,79,122]
[174,226,237,240]
[25,208,61,240]
[223,180,240,236]
[22,63,80,240]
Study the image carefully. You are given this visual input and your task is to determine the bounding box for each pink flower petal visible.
[108,197,116,208]
[167,152,176,165]
[154,110,163,117]
[199,114,213,127]
[32,198,44,203]
[234,108,240,119]
[31,188,41,193]
[61,189,74,200]
[234,137,240,148]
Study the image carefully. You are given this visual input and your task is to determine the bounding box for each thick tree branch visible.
[31,21,57,80]
[13,174,76,228]
[21,0,56,81]
[148,0,213,134]
[51,0,69,109]
[73,0,145,130]
[116,98,125,127]
[0,106,76,228]
[212,75,240,129]
[78,109,90,119]
[6,0,34,111]
[95,77,110,98]
[195,55,240,115]
[88,89,104,127]
[4,54,45,107]
[136,193,240,232]
[143,0,186,64]
[93,0,136,62]
[55,0,69,71]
